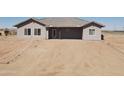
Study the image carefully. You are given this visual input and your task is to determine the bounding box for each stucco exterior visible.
[17,23,102,40]
[17,22,48,39]
[15,18,104,40]
[83,26,101,40]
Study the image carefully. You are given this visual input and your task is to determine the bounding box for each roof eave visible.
[82,21,105,28]
[14,18,46,28]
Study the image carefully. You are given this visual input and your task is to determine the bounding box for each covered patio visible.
[48,27,83,39]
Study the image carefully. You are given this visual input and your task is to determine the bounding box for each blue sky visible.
[83,17,124,30]
[0,17,124,30]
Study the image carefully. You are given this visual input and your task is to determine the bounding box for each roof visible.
[82,21,105,28]
[14,18,46,28]
[14,17,104,28]
[40,17,89,27]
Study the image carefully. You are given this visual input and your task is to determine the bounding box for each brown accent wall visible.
[48,27,83,39]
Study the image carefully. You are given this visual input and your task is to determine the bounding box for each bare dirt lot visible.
[0,32,124,76]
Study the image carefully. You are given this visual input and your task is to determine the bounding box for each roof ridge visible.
[40,17,90,23]
[40,17,48,20]
[74,17,90,23]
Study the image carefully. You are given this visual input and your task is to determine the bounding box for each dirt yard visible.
[0,32,124,76]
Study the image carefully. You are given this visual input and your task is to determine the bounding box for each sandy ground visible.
[0,33,124,76]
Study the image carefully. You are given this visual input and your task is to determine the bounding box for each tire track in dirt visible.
[0,38,33,64]
[106,42,124,55]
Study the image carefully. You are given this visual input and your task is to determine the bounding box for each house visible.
[0,28,17,36]
[14,17,104,40]
[9,28,17,35]
[0,28,5,36]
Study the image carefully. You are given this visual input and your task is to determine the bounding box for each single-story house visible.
[0,29,5,36]
[14,17,104,40]
[0,28,17,36]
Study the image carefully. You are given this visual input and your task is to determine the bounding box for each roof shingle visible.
[14,17,104,28]
[40,17,89,27]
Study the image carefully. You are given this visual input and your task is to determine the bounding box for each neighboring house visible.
[14,17,104,40]
[0,28,17,36]
[9,28,17,35]
[0,28,5,36]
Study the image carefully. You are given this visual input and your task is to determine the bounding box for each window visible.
[24,29,27,35]
[38,29,41,35]
[24,28,31,35]
[28,29,31,35]
[89,29,95,35]
[34,28,41,35]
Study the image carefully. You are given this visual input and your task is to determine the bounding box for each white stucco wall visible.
[17,22,48,39]
[82,26,101,40]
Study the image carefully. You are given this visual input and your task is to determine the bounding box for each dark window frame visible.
[89,29,95,35]
[28,28,31,35]
[34,28,41,35]
[38,29,41,35]
[24,28,31,35]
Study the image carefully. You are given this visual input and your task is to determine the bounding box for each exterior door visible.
[52,29,57,39]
